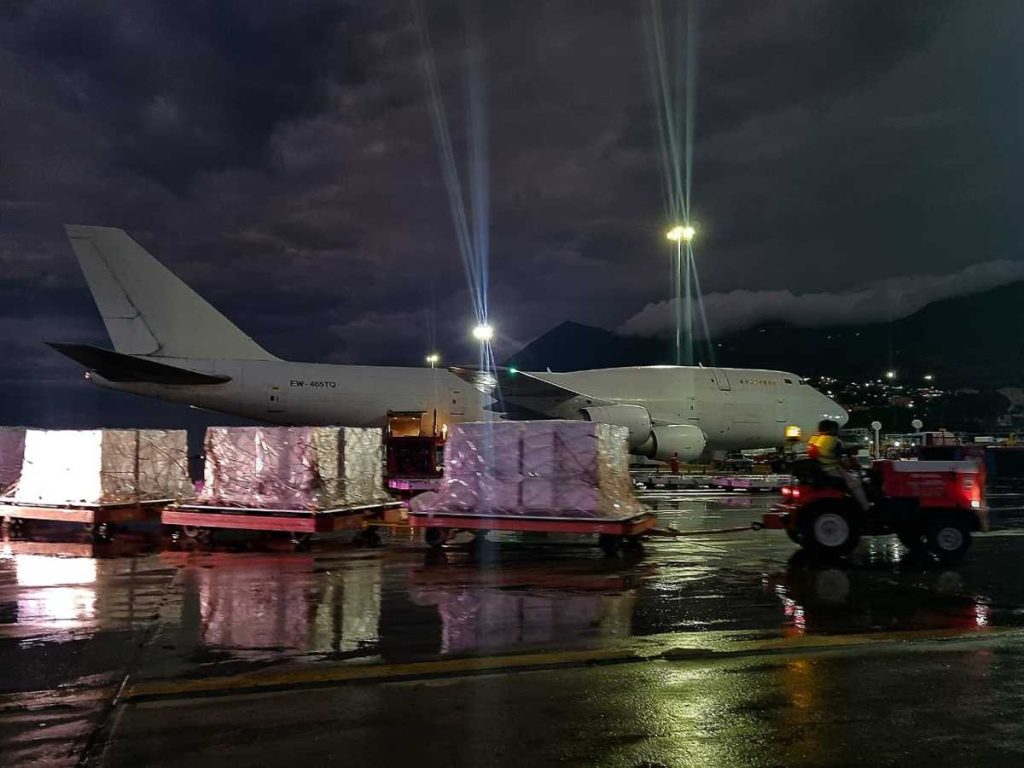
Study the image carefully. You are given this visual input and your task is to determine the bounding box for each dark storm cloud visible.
[1,0,1023,426]
[3,0,362,190]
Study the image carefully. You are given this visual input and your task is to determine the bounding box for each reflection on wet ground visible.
[5,492,1024,764]
[3,495,1023,679]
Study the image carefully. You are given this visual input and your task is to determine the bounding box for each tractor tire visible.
[926,516,972,565]
[799,501,860,559]
[785,526,804,545]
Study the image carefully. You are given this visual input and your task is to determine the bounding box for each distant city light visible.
[885,370,897,380]
[425,353,440,367]
[472,323,494,342]
[924,373,934,382]
[666,224,696,243]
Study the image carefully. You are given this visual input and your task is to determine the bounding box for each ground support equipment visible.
[162,501,405,548]
[0,498,168,540]
[408,509,657,555]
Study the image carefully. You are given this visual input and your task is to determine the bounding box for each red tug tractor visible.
[764,459,988,563]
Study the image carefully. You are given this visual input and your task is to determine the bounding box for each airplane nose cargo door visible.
[712,369,731,391]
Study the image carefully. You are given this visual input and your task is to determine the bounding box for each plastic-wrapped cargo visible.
[411,420,646,519]
[12,429,191,504]
[0,427,26,494]
[138,430,193,500]
[200,426,387,509]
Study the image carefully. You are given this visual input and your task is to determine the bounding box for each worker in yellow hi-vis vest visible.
[807,420,871,511]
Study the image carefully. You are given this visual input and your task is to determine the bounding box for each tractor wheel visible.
[799,502,860,559]
[785,526,804,545]
[926,516,972,565]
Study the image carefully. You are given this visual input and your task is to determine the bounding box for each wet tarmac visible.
[4,492,1024,766]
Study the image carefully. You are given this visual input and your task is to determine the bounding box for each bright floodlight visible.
[923,373,934,382]
[425,353,440,366]
[666,224,697,242]
[885,370,897,380]
[472,323,494,342]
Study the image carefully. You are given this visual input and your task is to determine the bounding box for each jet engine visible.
[645,424,707,463]
[579,407,707,462]
[579,404,653,451]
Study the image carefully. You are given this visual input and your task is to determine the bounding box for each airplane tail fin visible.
[64,225,278,361]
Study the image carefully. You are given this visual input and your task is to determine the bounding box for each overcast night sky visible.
[2,1,1024,427]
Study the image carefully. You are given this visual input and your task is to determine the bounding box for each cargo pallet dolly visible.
[162,500,406,548]
[0,497,169,541]
[407,510,658,555]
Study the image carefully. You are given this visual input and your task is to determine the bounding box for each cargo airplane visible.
[51,225,847,461]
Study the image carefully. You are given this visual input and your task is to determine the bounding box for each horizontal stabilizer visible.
[448,366,611,413]
[48,343,231,385]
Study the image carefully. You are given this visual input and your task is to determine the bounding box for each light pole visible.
[666,224,696,366]
[871,420,882,459]
[425,353,440,369]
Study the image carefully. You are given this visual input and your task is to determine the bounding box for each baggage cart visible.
[408,509,657,555]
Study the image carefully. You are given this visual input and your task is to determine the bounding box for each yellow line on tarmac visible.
[124,625,1024,703]
[125,646,651,702]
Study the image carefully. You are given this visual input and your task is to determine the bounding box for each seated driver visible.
[807,420,871,511]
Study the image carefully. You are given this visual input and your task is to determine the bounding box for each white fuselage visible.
[91,360,846,452]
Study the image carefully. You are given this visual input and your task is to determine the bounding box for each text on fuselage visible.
[289,380,337,388]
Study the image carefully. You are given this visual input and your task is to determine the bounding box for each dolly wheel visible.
[598,534,623,556]
[623,534,645,552]
[290,532,313,549]
[424,527,450,549]
[926,517,972,564]
[181,526,211,543]
[355,529,383,548]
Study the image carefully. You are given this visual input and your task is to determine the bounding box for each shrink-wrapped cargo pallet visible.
[0,427,26,494]
[412,420,645,519]
[199,426,387,510]
[10,429,191,504]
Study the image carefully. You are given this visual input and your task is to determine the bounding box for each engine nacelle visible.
[579,404,653,451]
[646,424,707,463]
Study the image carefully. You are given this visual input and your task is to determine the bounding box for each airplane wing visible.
[448,366,611,416]
[48,343,231,385]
